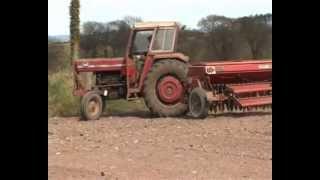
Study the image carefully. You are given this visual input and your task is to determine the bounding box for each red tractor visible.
[73,21,272,120]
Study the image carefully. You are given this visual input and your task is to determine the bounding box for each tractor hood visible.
[74,57,125,72]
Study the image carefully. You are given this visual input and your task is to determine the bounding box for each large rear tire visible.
[143,60,188,117]
[80,91,103,120]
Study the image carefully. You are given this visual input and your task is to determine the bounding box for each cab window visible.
[131,30,153,55]
[151,29,175,51]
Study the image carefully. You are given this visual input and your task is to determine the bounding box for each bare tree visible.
[123,16,142,27]
[198,15,236,60]
[80,20,130,57]
[236,14,272,59]
[76,14,271,61]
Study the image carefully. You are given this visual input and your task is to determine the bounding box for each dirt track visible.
[48,111,272,180]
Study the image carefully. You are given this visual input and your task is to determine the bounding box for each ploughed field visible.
[48,111,272,180]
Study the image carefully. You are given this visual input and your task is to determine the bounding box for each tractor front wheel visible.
[143,60,188,117]
[80,91,103,120]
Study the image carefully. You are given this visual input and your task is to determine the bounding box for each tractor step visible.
[236,96,272,107]
[126,90,139,101]
[126,88,140,101]
[226,82,272,94]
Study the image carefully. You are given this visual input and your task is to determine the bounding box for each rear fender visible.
[152,52,189,63]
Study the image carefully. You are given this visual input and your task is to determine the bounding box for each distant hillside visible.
[48,35,69,42]
[48,42,70,73]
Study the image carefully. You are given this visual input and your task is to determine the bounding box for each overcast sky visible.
[48,0,272,35]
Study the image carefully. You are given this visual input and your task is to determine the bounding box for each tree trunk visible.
[70,0,80,63]
[70,0,92,91]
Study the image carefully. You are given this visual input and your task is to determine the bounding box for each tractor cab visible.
[125,21,184,90]
[129,21,179,57]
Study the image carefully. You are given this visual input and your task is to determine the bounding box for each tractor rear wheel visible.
[143,60,188,117]
[80,91,103,120]
[188,87,209,119]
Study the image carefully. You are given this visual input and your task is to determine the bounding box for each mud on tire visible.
[188,87,209,119]
[143,60,188,117]
[80,91,103,120]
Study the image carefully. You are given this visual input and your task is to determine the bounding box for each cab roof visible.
[134,21,179,28]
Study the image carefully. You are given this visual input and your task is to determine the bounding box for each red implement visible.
[187,59,272,118]
[236,96,272,107]
[226,82,272,94]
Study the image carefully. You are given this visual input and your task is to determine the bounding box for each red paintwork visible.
[137,55,154,91]
[188,59,272,109]
[236,96,272,107]
[73,55,187,98]
[227,82,272,94]
[157,76,183,104]
[188,59,272,84]
[74,58,125,73]
[125,57,137,83]
[190,59,271,74]
[226,82,272,107]
[191,59,271,65]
